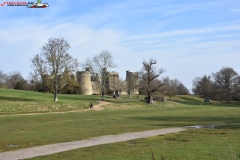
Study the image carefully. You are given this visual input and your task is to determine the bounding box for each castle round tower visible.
[79,68,92,95]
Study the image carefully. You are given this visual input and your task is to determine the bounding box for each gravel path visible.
[0,127,186,160]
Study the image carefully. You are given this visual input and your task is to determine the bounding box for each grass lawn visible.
[28,127,240,160]
[0,88,240,159]
[0,88,104,115]
[0,88,146,115]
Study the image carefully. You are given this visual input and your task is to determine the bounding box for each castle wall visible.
[107,71,119,92]
[91,81,100,94]
[126,70,139,95]
[76,69,139,95]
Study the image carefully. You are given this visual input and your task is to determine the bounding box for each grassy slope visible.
[0,88,148,114]
[0,88,101,114]
[0,89,240,159]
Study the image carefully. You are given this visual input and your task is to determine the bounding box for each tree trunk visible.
[147,91,151,104]
[54,81,58,102]
[128,90,132,98]
[54,92,58,101]
[101,91,104,100]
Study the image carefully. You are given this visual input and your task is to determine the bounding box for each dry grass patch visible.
[103,103,145,110]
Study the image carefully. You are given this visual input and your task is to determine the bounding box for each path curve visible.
[0,101,111,117]
[0,127,186,160]
[91,101,110,111]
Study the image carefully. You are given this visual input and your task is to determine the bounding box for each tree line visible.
[1,37,239,102]
[0,71,27,90]
[192,67,240,101]
[0,70,82,94]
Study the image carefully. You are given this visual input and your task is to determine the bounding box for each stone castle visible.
[76,68,139,95]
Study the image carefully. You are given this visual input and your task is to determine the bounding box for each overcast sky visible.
[1,0,240,92]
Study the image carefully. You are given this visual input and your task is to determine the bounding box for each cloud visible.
[126,25,240,40]
[0,20,126,77]
[1,18,239,88]
[1,0,240,91]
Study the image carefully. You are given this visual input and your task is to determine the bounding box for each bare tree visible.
[27,73,37,91]
[117,78,126,96]
[212,67,239,101]
[81,50,117,100]
[177,82,189,95]
[233,76,240,100]
[162,77,188,97]
[110,77,124,97]
[28,71,53,92]
[162,77,178,98]
[6,71,24,89]
[0,70,7,86]
[192,77,201,95]
[192,75,213,97]
[200,75,213,97]
[31,37,79,101]
[139,59,165,104]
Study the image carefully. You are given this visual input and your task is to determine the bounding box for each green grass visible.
[0,88,148,115]
[0,88,240,159]
[169,95,240,107]
[0,88,104,115]
[29,128,240,160]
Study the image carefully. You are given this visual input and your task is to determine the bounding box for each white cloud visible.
[0,20,126,77]
[126,25,240,40]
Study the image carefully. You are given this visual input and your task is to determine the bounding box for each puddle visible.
[186,123,240,129]
[186,124,223,129]
[6,144,20,148]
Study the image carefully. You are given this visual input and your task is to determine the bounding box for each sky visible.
[0,0,240,92]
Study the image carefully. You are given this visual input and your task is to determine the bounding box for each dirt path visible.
[91,101,110,111]
[0,101,111,117]
[0,127,187,160]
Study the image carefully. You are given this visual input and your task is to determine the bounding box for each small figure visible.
[137,95,138,99]
[89,102,93,109]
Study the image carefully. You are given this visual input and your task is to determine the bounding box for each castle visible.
[76,68,139,95]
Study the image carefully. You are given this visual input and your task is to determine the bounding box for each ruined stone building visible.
[77,68,139,95]
[125,70,139,95]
